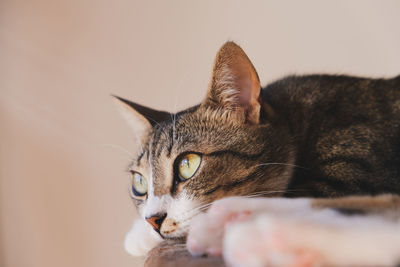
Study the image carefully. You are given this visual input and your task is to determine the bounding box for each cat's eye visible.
[178,153,202,180]
[131,172,148,197]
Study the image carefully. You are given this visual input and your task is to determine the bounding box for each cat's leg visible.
[187,208,253,257]
[187,196,311,256]
[223,210,400,267]
[124,218,163,256]
[187,194,400,266]
[223,214,322,267]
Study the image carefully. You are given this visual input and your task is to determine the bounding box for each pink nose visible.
[145,213,167,231]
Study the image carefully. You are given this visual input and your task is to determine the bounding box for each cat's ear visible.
[112,95,171,140]
[203,42,262,124]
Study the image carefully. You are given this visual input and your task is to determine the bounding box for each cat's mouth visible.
[147,199,210,239]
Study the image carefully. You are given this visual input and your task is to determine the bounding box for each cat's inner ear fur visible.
[203,41,262,124]
[113,95,171,141]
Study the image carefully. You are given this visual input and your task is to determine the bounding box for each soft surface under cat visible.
[114,42,400,266]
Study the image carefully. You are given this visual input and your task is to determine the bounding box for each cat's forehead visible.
[131,106,245,168]
[129,109,195,168]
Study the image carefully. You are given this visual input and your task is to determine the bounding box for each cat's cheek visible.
[124,219,162,257]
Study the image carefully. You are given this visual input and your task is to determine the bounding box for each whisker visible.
[179,213,201,224]
[176,189,310,232]
[174,226,190,234]
[244,189,309,198]
[247,189,295,195]
[179,189,305,220]
[142,113,171,141]
[183,203,213,216]
[168,70,194,150]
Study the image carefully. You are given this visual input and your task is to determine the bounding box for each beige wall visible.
[1,1,399,267]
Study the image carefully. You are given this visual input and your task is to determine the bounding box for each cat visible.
[114,42,400,264]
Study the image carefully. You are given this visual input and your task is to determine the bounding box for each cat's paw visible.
[223,212,400,267]
[187,197,260,257]
[223,214,325,267]
[186,197,310,257]
[124,218,163,257]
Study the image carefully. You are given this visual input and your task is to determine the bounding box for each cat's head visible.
[115,42,294,239]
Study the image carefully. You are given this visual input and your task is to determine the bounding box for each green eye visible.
[131,172,148,196]
[178,153,202,180]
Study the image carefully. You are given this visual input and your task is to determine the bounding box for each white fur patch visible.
[144,194,172,218]
[167,192,199,222]
[142,192,199,238]
[163,192,199,237]
[124,219,162,257]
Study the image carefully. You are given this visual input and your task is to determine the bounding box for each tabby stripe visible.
[206,147,267,161]
[222,171,260,191]
[137,150,146,166]
[307,175,380,195]
[203,185,221,195]
[320,156,373,173]
[313,176,349,193]
[151,129,163,157]
[167,128,174,157]
[204,168,262,195]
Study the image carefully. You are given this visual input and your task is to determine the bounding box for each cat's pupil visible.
[181,159,189,168]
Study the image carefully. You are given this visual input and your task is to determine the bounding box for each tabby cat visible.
[114,42,400,265]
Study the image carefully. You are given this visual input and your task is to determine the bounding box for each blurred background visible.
[1,1,399,266]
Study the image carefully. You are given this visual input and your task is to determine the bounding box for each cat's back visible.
[263,74,400,134]
[263,74,400,196]
[264,74,400,116]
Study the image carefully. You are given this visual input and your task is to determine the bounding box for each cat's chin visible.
[158,214,194,239]
[160,227,189,240]
[162,234,187,241]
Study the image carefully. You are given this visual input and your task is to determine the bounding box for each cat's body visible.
[115,42,400,265]
[264,74,400,197]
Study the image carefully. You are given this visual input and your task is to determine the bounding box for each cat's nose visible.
[145,213,167,231]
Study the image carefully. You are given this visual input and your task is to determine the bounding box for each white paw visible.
[223,214,324,267]
[187,198,255,257]
[186,197,311,257]
[124,218,163,257]
[223,212,400,267]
